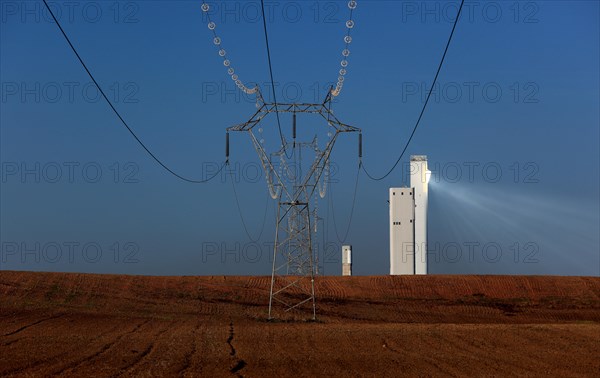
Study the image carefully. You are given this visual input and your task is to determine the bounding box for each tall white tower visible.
[410,155,430,275]
[389,155,430,275]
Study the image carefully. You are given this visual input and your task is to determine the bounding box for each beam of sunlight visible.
[428,178,600,275]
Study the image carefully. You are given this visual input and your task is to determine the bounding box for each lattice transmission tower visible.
[226,90,360,320]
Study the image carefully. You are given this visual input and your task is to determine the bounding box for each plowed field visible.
[1,271,598,377]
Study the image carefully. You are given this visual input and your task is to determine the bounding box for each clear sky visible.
[1,0,598,276]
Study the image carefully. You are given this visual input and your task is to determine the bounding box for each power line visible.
[259,0,292,160]
[200,1,257,95]
[331,1,357,97]
[42,0,224,184]
[362,0,465,181]
[330,163,361,243]
[227,162,269,243]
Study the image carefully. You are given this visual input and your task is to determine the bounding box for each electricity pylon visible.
[227,90,360,320]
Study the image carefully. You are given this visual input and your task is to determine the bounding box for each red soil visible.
[1,271,598,377]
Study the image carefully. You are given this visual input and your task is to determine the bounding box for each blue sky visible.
[1,0,598,276]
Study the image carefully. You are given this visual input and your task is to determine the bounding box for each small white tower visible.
[342,245,352,276]
[389,155,430,275]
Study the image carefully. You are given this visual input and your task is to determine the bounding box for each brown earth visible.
[0,271,599,377]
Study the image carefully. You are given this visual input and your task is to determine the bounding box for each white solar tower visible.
[390,155,430,275]
[410,155,430,275]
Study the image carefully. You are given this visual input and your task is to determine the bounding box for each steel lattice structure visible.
[227,91,360,320]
